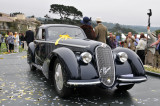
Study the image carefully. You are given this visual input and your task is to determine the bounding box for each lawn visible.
[144,65,160,73]
[0,42,24,54]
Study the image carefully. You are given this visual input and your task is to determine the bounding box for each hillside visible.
[102,22,160,33]
[37,17,160,33]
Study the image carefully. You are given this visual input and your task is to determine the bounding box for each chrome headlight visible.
[80,52,92,63]
[117,52,128,63]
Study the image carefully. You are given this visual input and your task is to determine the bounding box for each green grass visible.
[144,65,160,73]
[0,42,24,54]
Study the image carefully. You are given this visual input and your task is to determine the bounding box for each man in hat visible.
[80,17,96,40]
[95,17,108,43]
[145,26,156,66]
[25,27,34,46]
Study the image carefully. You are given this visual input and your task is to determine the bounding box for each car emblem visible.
[100,67,111,75]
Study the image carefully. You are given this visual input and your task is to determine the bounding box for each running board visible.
[32,63,43,70]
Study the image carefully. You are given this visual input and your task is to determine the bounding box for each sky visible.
[0,0,160,27]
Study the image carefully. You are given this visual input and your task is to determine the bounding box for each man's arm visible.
[150,38,160,47]
[147,26,156,40]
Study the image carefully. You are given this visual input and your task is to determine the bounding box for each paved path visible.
[0,52,160,106]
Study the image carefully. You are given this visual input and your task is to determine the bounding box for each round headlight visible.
[117,52,128,63]
[80,52,92,63]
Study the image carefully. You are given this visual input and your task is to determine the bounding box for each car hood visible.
[53,38,102,52]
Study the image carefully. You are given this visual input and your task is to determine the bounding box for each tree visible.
[49,4,83,20]
[69,6,83,20]
[10,12,24,17]
[31,15,35,18]
[110,23,137,34]
[44,14,50,22]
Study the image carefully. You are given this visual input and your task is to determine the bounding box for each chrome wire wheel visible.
[55,63,64,91]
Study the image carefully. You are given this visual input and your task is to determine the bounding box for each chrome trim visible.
[34,40,89,48]
[118,83,134,86]
[32,63,42,70]
[67,80,101,85]
[95,44,115,87]
[117,77,147,83]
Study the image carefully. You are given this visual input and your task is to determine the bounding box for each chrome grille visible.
[95,45,115,87]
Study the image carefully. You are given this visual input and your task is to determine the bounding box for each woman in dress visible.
[14,32,19,53]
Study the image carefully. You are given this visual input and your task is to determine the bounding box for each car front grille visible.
[95,45,115,87]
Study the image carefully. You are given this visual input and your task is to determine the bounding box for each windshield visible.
[47,26,86,40]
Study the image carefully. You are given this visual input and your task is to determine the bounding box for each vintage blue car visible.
[27,24,147,97]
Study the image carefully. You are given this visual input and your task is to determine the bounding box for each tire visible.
[27,48,36,71]
[53,59,71,98]
[117,84,134,91]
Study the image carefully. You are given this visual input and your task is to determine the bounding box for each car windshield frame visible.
[46,26,86,41]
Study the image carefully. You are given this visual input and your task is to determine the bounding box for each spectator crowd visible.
[0,27,34,53]
[0,17,160,68]
[80,16,160,68]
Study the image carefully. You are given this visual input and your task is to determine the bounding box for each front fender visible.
[113,47,145,76]
[28,42,35,62]
[43,47,79,79]
[43,47,99,80]
[28,42,35,54]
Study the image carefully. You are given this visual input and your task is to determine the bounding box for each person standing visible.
[20,33,25,49]
[106,33,112,48]
[7,32,15,53]
[19,33,22,47]
[0,33,2,51]
[107,34,117,49]
[14,32,19,53]
[136,33,147,64]
[150,33,160,47]
[150,33,160,68]
[25,27,34,46]
[124,32,135,51]
[145,26,156,66]
[5,33,9,52]
[134,34,139,46]
[95,17,108,43]
[80,17,96,40]
[111,35,117,49]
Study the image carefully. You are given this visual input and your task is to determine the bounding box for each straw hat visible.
[96,17,102,22]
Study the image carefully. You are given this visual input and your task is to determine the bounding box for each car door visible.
[34,28,46,66]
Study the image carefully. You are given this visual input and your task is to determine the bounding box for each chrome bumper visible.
[67,75,147,86]
[117,75,147,83]
[67,79,101,86]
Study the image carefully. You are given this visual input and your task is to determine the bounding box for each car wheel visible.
[53,59,71,98]
[27,48,36,71]
[117,84,134,91]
